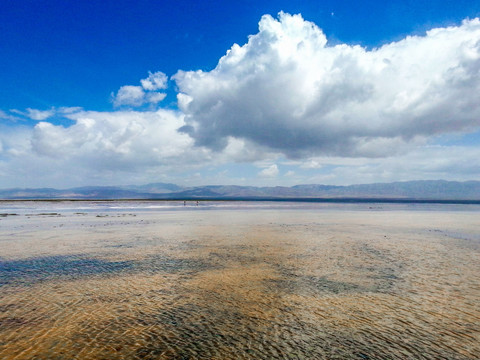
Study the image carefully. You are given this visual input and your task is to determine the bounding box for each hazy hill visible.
[0,180,479,201]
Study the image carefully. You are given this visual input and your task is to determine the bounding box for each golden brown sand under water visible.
[0,204,479,359]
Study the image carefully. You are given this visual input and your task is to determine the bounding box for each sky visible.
[1,0,480,188]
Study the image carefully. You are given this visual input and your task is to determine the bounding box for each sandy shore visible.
[1,203,479,359]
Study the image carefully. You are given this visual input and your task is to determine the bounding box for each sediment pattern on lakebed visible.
[0,205,479,359]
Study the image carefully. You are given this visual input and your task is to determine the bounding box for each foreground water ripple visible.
[0,203,479,359]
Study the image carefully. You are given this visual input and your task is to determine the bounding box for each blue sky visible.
[2,0,478,112]
[1,0,480,188]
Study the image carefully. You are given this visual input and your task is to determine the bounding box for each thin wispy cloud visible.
[11,108,56,121]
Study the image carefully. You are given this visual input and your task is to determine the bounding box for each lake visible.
[1,201,479,359]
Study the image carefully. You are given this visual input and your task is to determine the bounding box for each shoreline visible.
[1,197,480,204]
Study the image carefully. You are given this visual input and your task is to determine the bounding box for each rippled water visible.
[0,202,479,359]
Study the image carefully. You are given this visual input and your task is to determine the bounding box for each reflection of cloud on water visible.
[0,256,134,286]
[0,254,218,287]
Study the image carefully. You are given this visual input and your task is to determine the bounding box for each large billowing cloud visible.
[175,12,480,158]
[0,107,271,187]
[0,108,479,187]
[1,12,480,188]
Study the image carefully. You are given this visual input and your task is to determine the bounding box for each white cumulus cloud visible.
[141,71,168,91]
[174,12,480,158]
[112,86,146,107]
[112,71,168,107]
[31,109,196,168]
[259,164,279,177]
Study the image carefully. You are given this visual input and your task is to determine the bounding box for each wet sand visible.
[0,203,479,359]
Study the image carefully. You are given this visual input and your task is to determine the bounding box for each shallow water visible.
[0,202,479,359]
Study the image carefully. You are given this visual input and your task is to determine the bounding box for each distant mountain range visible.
[1,180,480,201]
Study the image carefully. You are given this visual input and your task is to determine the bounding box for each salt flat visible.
[0,202,479,359]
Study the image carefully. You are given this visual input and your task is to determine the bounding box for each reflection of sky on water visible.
[0,256,134,287]
[2,200,480,216]
[0,254,218,287]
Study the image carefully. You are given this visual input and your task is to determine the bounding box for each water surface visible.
[1,202,479,359]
